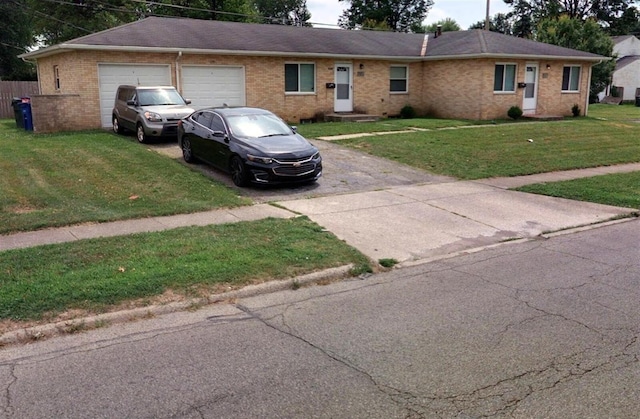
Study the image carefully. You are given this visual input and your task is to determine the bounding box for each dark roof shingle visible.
[23,16,605,62]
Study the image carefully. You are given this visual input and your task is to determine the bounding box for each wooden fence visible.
[0,81,39,119]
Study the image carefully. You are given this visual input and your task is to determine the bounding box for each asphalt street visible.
[1,218,638,418]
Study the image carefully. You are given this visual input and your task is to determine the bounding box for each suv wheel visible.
[113,116,124,134]
[136,124,147,143]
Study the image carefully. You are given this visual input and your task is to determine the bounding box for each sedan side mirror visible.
[290,125,297,133]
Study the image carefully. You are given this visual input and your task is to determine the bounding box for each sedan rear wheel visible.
[136,124,147,143]
[230,156,248,187]
[182,138,195,163]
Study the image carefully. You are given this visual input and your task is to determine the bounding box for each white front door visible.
[522,63,539,115]
[334,63,353,112]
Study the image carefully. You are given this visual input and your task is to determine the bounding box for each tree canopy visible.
[23,0,312,47]
[421,18,460,34]
[503,0,640,37]
[0,0,36,80]
[338,0,434,32]
[537,15,615,100]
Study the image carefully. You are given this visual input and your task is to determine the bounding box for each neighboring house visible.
[20,17,605,133]
[601,35,640,102]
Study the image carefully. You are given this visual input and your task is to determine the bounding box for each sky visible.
[306,0,511,30]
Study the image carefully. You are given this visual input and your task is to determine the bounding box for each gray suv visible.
[112,85,195,143]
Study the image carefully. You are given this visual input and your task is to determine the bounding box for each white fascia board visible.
[422,53,607,63]
[19,44,424,62]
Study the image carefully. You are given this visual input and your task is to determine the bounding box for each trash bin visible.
[636,96,640,107]
[17,97,33,131]
[11,97,24,129]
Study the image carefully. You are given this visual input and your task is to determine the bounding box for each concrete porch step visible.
[324,113,380,122]
[522,114,565,121]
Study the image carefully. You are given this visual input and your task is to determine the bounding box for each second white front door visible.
[522,63,538,115]
[334,63,353,112]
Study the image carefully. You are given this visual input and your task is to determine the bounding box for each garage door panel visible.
[182,66,245,110]
[98,64,170,128]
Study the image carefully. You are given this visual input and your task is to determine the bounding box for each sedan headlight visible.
[247,154,273,164]
[143,111,162,122]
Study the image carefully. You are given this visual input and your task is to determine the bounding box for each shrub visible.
[400,105,416,119]
[571,104,581,117]
[507,106,523,120]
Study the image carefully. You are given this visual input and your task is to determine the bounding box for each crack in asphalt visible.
[1,364,17,417]
[234,302,424,417]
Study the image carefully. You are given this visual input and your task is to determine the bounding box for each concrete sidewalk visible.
[1,163,639,260]
[0,204,295,252]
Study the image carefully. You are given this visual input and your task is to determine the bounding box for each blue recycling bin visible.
[18,98,33,131]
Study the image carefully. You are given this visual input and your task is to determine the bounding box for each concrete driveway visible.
[152,140,636,265]
[153,140,453,203]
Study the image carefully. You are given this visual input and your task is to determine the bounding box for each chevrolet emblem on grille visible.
[293,162,301,167]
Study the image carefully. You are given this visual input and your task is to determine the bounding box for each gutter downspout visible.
[176,51,183,92]
[585,60,601,117]
[22,57,42,94]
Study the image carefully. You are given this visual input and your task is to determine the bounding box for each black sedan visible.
[178,107,322,187]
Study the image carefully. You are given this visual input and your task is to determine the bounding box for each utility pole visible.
[485,0,490,30]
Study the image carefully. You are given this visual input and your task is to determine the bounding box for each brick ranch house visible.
[19,17,606,133]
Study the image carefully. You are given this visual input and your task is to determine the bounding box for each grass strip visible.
[0,217,371,322]
[515,172,640,209]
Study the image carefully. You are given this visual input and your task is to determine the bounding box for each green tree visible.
[255,0,311,25]
[536,15,615,101]
[606,6,640,35]
[146,0,258,22]
[469,13,514,34]
[504,0,638,37]
[338,0,434,32]
[27,0,139,46]
[27,0,263,46]
[0,0,36,80]
[421,17,460,34]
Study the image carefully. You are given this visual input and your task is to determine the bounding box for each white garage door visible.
[98,64,171,127]
[182,66,245,110]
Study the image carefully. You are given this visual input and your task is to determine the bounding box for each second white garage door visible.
[182,66,245,110]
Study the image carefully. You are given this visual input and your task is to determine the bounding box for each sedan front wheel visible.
[230,156,248,187]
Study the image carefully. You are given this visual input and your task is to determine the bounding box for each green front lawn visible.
[516,171,640,209]
[335,118,640,179]
[0,217,371,322]
[0,120,249,234]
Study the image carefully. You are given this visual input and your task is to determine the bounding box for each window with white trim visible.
[285,63,315,93]
[562,66,581,92]
[390,65,408,93]
[494,64,516,92]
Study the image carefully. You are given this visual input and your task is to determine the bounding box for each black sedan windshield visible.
[226,113,292,138]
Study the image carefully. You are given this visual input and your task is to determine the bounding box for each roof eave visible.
[423,52,607,63]
[20,44,608,63]
[19,44,425,61]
